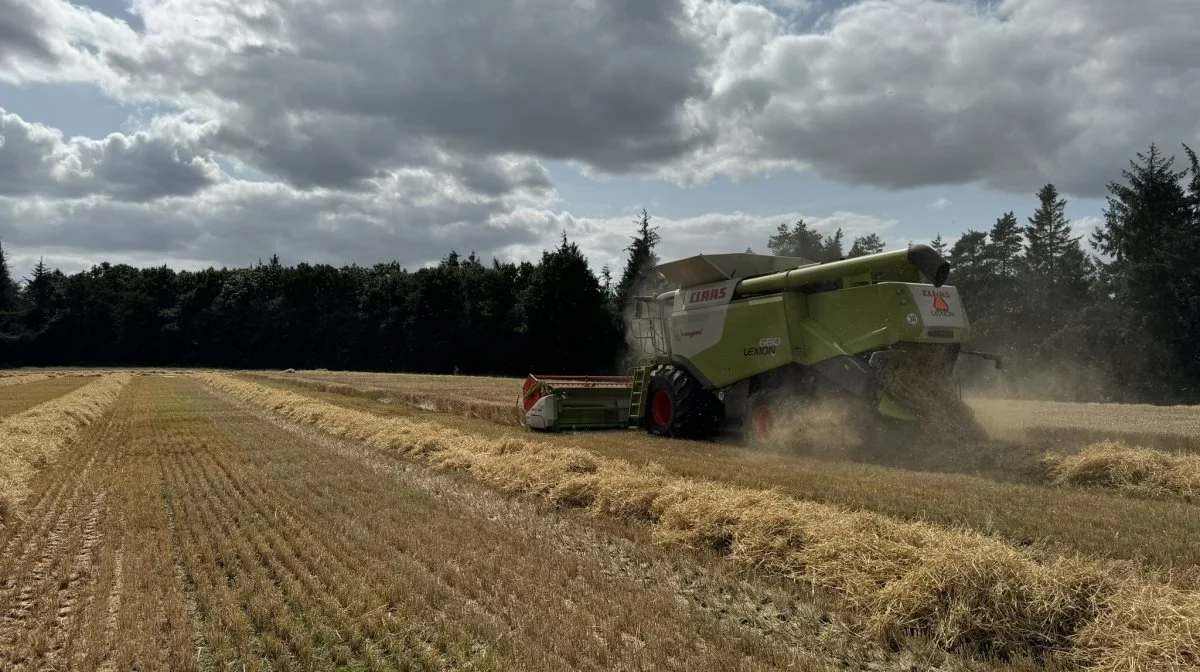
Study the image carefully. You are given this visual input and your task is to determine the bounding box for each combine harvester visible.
[519,244,1002,443]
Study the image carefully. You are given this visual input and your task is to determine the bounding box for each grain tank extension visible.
[520,244,1002,442]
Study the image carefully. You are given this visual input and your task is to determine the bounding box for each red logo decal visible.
[688,287,728,304]
[932,294,950,312]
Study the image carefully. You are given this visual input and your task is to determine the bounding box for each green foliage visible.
[767,220,844,261]
[614,209,667,312]
[847,233,885,257]
[0,231,623,376]
[930,233,947,256]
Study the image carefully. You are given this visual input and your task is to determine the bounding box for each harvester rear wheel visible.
[744,388,782,445]
[644,366,722,439]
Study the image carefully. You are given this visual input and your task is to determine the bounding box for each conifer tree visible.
[614,209,665,311]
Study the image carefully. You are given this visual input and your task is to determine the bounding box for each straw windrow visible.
[194,371,1199,670]
[0,373,55,387]
[1045,440,1200,502]
[0,373,133,524]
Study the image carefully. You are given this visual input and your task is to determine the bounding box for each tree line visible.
[1,142,1197,403]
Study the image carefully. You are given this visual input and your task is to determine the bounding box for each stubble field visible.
[1,368,1197,671]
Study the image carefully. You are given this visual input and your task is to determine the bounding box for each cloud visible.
[928,197,952,210]
[0,0,1198,280]
[663,0,1200,197]
[0,108,222,200]
[7,0,1199,199]
[0,0,57,68]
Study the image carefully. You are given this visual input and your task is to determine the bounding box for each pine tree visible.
[930,233,947,256]
[986,212,1023,279]
[0,239,13,312]
[1092,143,1198,400]
[824,228,844,260]
[614,209,666,310]
[847,233,885,257]
[1022,184,1092,310]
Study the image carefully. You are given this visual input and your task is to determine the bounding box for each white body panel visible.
[908,285,968,329]
[669,278,738,359]
[525,395,556,430]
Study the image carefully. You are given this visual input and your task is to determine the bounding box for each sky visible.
[0,0,1197,280]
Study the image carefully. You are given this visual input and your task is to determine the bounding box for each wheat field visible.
[1,367,1197,670]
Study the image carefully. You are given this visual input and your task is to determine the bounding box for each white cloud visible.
[0,0,1196,274]
[928,197,952,210]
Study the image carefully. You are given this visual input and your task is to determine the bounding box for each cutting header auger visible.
[518,244,1003,444]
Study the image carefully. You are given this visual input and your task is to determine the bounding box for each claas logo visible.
[922,289,954,316]
[688,287,728,303]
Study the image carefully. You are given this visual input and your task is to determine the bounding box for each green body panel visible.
[545,388,631,430]
[686,295,793,388]
[793,282,970,362]
[679,282,970,390]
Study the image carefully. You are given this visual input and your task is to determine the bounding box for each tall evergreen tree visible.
[614,209,666,311]
[947,230,991,301]
[1022,184,1092,325]
[930,233,947,256]
[1024,185,1086,285]
[0,240,19,364]
[0,240,13,312]
[986,212,1023,279]
[1092,143,1198,400]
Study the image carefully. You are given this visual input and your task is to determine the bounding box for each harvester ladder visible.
[627,366,650,428]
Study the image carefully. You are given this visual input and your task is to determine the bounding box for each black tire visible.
[644,366,723,439]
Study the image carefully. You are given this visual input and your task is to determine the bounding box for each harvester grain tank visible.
[519,244,1001,442]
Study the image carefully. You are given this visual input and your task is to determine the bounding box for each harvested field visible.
[0,373,132,526]
[0,373,1028,671]
[969,398,1200,453]
[257,370,1200,454]
[244,373,1200,572]
[201,372,1199,671]
[0,376,98,418]
[3,369,1197,671]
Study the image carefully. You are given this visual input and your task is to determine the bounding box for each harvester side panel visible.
[673,294,794,390]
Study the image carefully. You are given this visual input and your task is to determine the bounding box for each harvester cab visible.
[519,244,1003,443]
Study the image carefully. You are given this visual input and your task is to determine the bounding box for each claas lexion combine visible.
[519,244,1002,443]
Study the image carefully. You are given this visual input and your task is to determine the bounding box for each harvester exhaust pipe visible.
[906,243,950,287]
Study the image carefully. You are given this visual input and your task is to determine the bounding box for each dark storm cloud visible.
[98,0,716,191]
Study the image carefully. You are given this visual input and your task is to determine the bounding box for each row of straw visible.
[195,372,1199,672]
[1044,440,1200,503]
[0,373,56,387]
[258,372,1200,506]
[249,373,525,425]
[0,373,133,524]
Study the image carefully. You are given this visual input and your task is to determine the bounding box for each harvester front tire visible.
[644,367,722,439]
